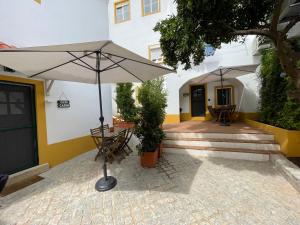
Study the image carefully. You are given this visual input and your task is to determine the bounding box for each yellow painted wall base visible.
[41,136,95,167]
[238,112,260,121]
[180,113,211,122]
[245,119,300,157]
[164,114,180,124]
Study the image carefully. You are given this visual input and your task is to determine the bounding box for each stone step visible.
[164,137,276,144]
[163,145,279,161]
[165,132,274,141]
[163,144,280,154]
[5,164,49,188]
[163,139,281,151]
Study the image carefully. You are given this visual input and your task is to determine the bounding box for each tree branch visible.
[282,16,300,34]
[271,0,284,32]
[233,29,275,41]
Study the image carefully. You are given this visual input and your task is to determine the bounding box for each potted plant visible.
[135,78,167,167]
[115,83,137,128]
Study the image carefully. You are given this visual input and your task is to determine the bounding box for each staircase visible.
[163,131,281,161]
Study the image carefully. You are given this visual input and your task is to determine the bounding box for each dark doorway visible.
[0,81,38,174]
[191,85,206,117]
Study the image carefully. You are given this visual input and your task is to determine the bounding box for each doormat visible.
[0,176,44,197]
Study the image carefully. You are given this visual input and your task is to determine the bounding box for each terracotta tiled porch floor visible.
[163,121,266,134]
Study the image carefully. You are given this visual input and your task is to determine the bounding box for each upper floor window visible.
[115,1,130,23]
[142,0,160,16]
[148,44,164,64]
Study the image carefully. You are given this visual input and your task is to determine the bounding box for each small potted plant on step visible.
[115,83,137,128]
[135,78,167,167]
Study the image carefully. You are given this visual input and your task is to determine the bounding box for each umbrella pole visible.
[220,69,230,126]
[95,51,117,192]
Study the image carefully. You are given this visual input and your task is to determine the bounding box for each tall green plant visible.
[135,78,167,153]
[259,49,300,130]
[115,83,137,122]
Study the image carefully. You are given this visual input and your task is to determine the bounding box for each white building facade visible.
[108,0,261,123]
[0,0,263,173]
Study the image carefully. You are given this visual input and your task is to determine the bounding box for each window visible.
[148,44,164,64]
[215,86,234,106]
[142,0,160,16]
[0,91,25,115]
[115,1,130,23]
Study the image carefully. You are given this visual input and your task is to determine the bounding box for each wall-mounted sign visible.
[57,100,70,108]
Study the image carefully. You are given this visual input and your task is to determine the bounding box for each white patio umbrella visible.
[191,64,259,126]
[0,40,174,191]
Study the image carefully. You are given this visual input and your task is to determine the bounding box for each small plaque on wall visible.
[57,100,70,108]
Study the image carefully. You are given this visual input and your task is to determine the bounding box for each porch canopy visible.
[0,40,174,83]
[192,64,259,84]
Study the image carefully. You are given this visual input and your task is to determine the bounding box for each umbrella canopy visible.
[0,40,174,83]
[192,64,259,84]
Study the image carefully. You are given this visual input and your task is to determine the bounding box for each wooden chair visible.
[90,124,110,161]
[208,106,219,121]
[119,128,134,155]
[105,129,127,163]
[90,124,109,136]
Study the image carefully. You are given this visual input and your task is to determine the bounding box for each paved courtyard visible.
[1,150,300,225]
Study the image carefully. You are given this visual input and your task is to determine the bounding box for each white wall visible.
[0,0,109,47]
[46,81,112,144]
[0,0,113,144]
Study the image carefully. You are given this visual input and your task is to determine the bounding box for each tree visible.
[154,0,300,100]
[135,78,167,152]
[115,83,137,122]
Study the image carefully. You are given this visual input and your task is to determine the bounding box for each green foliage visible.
[259,49,300,130]
[154,0,275,69]
[115,83,137,122]
[135,78,167,153]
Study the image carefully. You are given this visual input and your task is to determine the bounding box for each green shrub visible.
[259,49,300,130]
[135,78,167,153]
[115,83,137,122]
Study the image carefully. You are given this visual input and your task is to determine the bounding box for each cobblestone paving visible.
[1,150,300,225]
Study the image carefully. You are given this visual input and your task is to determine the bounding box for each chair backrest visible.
[90,124,110,136]
[230,105,236,114]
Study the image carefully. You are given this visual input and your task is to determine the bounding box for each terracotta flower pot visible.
[140,148,158,168]
[115,121,135,129]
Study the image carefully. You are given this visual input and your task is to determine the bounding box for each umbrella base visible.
[95,176,117,192]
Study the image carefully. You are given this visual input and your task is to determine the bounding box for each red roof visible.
[0,42,16,49]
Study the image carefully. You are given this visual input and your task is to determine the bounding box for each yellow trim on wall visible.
[114,0,131,24]
[141,0,161,16]
[0,75,95,167]
[180,113,191,121]
[245,119,300,157]
[164,114,180,124]
[238,112,259,121]
[214,85,235,107]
